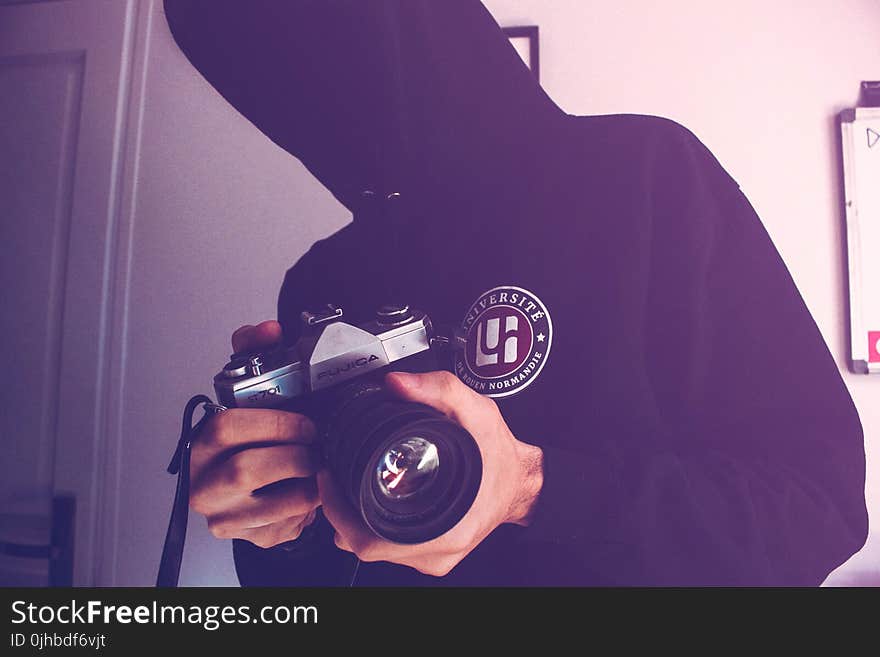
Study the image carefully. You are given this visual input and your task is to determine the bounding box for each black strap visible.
[156,394,216,587]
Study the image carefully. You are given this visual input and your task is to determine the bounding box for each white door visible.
[0,0,136,585]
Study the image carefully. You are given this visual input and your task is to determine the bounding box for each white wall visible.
[108,0,878,585]
[481,0,880,583]
[109,0,348,586]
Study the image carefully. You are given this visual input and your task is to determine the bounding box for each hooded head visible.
[164,0,563,213]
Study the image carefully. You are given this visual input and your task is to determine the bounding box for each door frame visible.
[1,0,139,585]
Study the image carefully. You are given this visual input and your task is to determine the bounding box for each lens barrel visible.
[324,386,482,544]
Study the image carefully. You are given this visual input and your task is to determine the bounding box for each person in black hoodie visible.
[163,0,868,585]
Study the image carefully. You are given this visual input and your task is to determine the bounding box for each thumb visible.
[384,371,484,418]
[231,319,282,354]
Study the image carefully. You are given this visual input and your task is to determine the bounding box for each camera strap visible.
[156,395,225,587]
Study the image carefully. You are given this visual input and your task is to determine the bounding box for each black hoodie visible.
[164,0,868,585]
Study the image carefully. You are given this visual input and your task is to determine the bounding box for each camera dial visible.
[376,304,413,327]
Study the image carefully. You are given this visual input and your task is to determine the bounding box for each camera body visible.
[213,304,482,544]
[215,304,435,410]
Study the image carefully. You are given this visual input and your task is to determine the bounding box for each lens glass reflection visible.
[376,436,440,499]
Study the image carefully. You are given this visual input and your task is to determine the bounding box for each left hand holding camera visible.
[320,370,544,577]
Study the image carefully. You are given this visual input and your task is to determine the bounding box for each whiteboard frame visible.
[840,106,880,374]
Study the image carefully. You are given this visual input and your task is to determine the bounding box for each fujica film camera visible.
[214,304,483,544]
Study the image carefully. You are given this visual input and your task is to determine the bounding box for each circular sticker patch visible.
[454,286,552,398]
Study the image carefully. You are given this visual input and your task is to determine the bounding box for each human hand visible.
[189,320,321,548]
[320,370,544,576]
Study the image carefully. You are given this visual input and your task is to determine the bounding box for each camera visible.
[213,304,482,544]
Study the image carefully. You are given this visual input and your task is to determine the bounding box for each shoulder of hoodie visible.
[281,115,743,287]
[566,112,741,192]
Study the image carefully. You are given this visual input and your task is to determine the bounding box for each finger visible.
[197,409,316,455]
[332,531,351,552]
[319,470,450,566]
[192,444,320,504]
[231,320,282,353]
[230,325,254,353]
[332,526,452,572]
[234,513,313,549]
[317,469,382,558]
[206,478,320,534]
[384,370,489,421]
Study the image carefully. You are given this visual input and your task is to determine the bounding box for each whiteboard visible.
[841,106,880,373]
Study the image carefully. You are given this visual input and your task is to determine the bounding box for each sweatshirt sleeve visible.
[520,119,868,585]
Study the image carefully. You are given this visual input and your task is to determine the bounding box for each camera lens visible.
[376,436,440,500]
[323,385,482,544]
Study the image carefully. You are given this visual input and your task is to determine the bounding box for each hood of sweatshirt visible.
[164,0,564,214]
